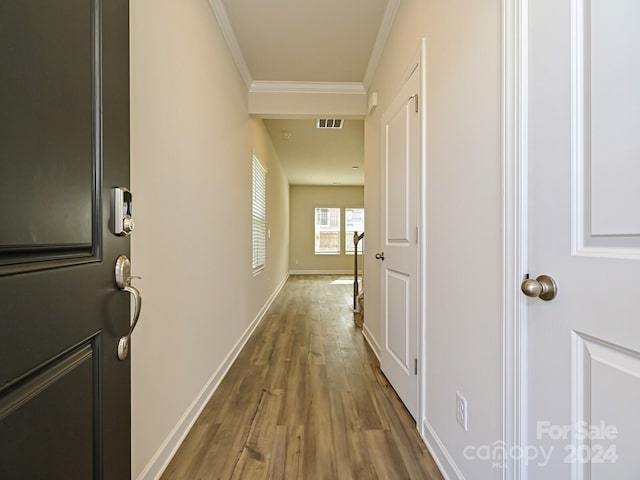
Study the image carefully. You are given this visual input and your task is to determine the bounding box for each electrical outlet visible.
[295,259,299,265]
[456,392,468,432]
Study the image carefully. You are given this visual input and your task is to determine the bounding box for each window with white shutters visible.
[252,155,266,274]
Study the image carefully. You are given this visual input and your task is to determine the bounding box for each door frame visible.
[416,37,428,438]
[503,0,528,478]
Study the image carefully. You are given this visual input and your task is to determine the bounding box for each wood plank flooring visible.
[161,275,443,480]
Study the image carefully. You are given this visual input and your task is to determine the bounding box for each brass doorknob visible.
[375,252,385,261]
[521,275,558,301]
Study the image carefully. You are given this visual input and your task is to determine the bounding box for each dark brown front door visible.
[0,1,131,478]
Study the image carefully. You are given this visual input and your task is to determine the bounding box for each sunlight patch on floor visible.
[331,277,362,285]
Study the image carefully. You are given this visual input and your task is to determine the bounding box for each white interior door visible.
[379,65,420,419]
[526,1,640,477]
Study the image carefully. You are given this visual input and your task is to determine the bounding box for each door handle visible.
[115,255,143,360]
[521,274,558,301]
[375,252,385,261]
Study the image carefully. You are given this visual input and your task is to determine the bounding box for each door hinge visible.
[415,226,419,243]
[414,358,418,375]
[409,94,419,113]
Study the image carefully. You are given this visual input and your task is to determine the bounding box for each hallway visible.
[161,275,443,479]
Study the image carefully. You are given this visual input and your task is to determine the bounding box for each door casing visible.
[503,0,532,478]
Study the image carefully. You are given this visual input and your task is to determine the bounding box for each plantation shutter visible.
[252,155,266,273]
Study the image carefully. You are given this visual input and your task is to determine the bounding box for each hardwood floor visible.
[161,275,443,480]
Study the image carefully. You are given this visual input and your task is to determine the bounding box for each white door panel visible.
[526,0,640,478]
[386,110,410,243]
[573,0,640,250]
[380,65,420,419]
[589,0,640,237]
[386,269,411,372]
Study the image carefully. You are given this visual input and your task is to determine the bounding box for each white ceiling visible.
[211,0,398,185]
[221,0,389,83]
[264,119,364,185]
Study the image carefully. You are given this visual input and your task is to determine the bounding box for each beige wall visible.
[289,185,364,273]
[364,0,502,478]
[130,1,289,478]
[249,89,367,118]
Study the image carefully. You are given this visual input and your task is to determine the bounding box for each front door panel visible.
[0,1,131,478]
[0,345,95,478]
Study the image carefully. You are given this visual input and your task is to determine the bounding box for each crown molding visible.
[249,81,367,95]
[208,0,253,89]
[362,0,400,89]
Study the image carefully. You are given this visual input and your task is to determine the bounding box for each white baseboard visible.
[136,274,289,480]
[421,418,466,480]
[289,269,358,275]
[362,323,381,360]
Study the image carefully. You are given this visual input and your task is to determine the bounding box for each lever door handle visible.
[375,252,385,261]
[115,255,143,360]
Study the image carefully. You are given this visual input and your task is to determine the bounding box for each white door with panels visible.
[524,0,640,478]
[378,64,420,419]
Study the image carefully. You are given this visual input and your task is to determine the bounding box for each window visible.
[345,208,365,254]
[252,154,266,274]
[314,207,340,254]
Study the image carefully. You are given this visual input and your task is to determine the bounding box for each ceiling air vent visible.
[317,118,343,129]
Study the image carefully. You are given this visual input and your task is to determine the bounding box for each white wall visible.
[130,1,289,477]
[365,1,502,478]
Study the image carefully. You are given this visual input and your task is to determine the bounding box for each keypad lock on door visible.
[112,187,134,236]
